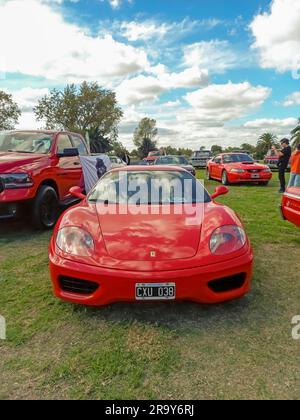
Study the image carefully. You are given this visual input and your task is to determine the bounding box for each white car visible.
[109,156,127,168]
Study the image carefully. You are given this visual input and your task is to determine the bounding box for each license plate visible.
[251,174,260,179]
[135,283,176,301]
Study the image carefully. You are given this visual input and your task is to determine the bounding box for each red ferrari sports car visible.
[207,153,272,185]
[281,187,300,227]
[49,166,253,306]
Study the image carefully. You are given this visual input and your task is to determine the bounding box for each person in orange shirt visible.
[288,144,300,188]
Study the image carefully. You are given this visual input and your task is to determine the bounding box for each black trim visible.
[208,273,246,293]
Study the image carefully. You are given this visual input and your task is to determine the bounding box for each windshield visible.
[88,170,211,205]
[194,151,211,158]
[0,132,53,154]
[223,154,254,164]
[155,156,189,165]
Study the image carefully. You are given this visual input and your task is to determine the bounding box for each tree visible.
[291,118,300,148]
[34,81,123,150]
[0,91,21,131]
[133,118,158,149]
[256,133,278,160]
[240,143,256,155]
[112,140,129,158]
[88,127,113,154]
[211,145,223,155]
[138,138,158,159]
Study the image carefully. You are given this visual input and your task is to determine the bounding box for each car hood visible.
[96,205,202,261]
[0,152,46,172]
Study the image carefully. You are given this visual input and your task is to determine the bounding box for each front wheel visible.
[222,171,229,186]
[261,182,269,186]
[32,185,59,230]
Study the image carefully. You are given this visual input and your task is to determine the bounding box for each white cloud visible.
[283,91,300,107]
[0,0,148,82]
[183,82,271,125]
[12,87,49,112]
[250,0,300,72]
[183,40,239,73]
[119,18,221,42]
[243,117,298,129]
[116,67,209,105]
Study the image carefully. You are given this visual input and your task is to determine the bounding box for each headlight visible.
[230,169,245,173]
[0,173,34,189]
[262,168,271,173]
[56,227,95,257]
[210,225,247,255]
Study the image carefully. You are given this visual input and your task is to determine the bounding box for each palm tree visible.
[256,133,278,159]
[291,118,300,149]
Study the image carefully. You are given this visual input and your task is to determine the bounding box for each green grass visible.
[0,170,299,400]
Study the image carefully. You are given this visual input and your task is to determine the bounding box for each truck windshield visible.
[0,132,53,154]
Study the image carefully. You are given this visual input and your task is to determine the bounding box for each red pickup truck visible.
[0,130,88,229]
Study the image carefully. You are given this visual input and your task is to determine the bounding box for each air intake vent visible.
[208,273,246,293]
[58,276,99,295]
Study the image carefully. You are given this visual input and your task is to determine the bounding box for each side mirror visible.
[57,148,79,158]
[69,186,86,200]
[211,186,229,200]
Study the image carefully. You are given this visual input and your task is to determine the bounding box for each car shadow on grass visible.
[69,289,272,334]
[0,220,50,244]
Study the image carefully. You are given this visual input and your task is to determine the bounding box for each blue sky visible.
[0,0,299,149]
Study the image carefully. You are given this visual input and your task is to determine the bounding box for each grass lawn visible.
[0,170,299,400]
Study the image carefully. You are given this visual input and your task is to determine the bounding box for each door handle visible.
[73,162,80,166]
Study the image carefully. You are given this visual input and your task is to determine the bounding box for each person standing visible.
[272,139,292,193]
[288,144,300,188]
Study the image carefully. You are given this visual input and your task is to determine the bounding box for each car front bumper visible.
[49,249,254,306]
[227,172,272,183]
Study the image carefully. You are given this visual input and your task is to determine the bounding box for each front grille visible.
[58,276,99,295]
[247,169,262,173]
[208,273,246,293]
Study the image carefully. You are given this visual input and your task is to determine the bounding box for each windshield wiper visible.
[8,150,33,154]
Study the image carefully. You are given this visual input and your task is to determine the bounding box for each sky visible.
[0,0,300,150]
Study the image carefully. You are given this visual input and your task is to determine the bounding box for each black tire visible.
[222,171,229,186]
[261,182,269,186]
[31,185,59,230]
[206,169,212,180]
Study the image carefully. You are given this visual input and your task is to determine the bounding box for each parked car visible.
[49,166,253,306]
[143,150,161,165]
[0,130,89,229]
[264,149,291,171]
[207,153,272,186]
[109,156,127,169]
[189,150,213,168]
[155,155,196,176]
[281,187,300,227]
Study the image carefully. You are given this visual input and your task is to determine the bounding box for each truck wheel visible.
[32,185,59,230]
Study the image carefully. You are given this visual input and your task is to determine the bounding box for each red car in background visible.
[143,150,161,165]
[281,187,300,227]
[0,130,88,229]
[49,166,253,307]
[264,149,291,171]
[207,153,272,186]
